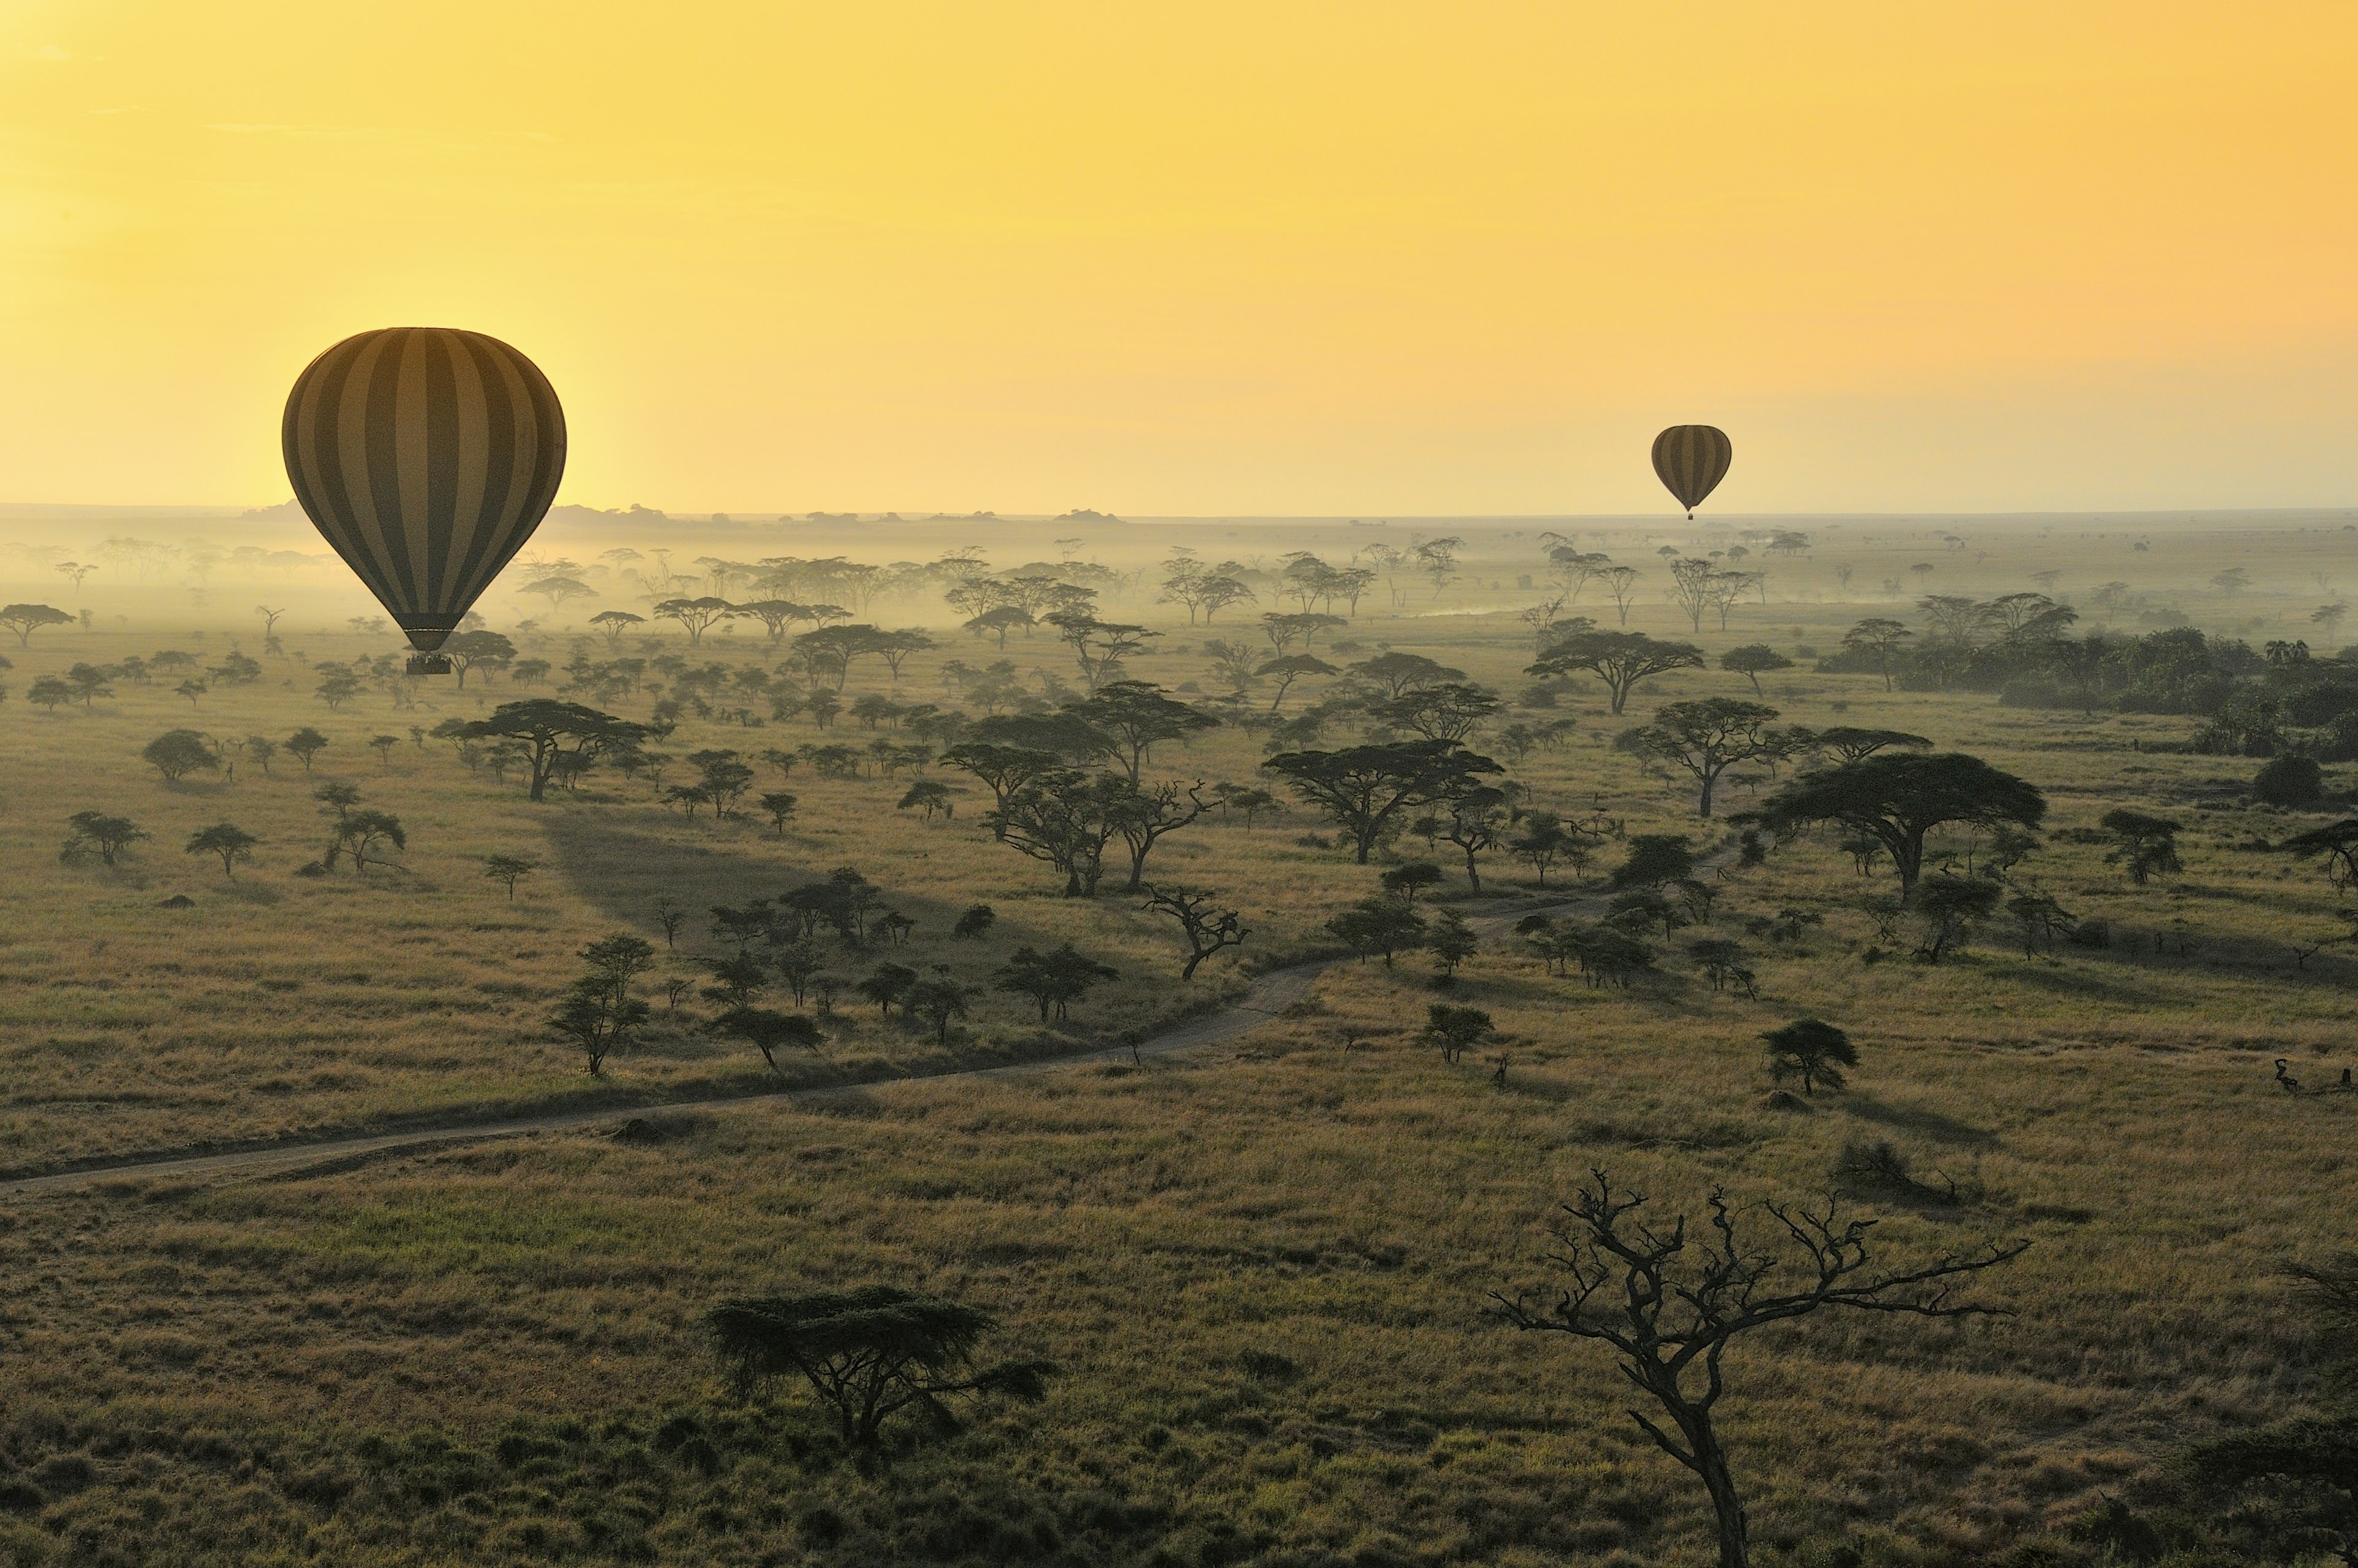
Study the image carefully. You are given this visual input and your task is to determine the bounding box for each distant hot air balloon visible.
[1651,425,1731,519]
[282,327,566,672]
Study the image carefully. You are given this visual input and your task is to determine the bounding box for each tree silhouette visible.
[0,604,72,647]
[482,854,537,900]
[462,701,648,801]
[286,727,329,772]
[1813,726,1931,763]
[759,790,800,836]
[1719,645,1791,695]
[1912,875,2001,961]
[906,971,975,1044]
[1427,909,1478,979]
[589,609,645,645]
[1761,1019,1857,1095]
[1328,895,1428,966]
[1494,1173,2026,1568]
[1840,618,1914,691]
[142,729,220,783]
[1139,884,1250,979]
[706,1285,1050,1445]
[2100,809,2182,885]
[994,944,1118,1022]
[440,629,516,690]
[61,812,146,868]
[548,935,655,1074]
[1264,741,1502,864]
[186,822,257,879]
[1622,699,1789,817]
[1746,753,2045,902]
[710,1007,821,1076]
[1527,630,1705,715]
[653,596,739,646]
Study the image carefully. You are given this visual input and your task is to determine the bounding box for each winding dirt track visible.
[0,883,1623,1200]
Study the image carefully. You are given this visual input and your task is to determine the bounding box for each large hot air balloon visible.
[1651,425,1731,519]
[282,327,566,673]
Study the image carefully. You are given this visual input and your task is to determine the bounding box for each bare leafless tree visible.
[1493,1171,2027,1568]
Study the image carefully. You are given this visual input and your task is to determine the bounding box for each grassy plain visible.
[1,510,2356,1565]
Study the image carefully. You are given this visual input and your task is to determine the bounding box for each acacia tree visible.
[61,812,146,867]
[186,822,258,878]
[994,944,1119,1023]
[1070,681,1218,783]
[706,1285,1050,1446]
[2100,809,2183,885]
[1111,779,1209,892]
[792,623,893,689]
[1719,645,1792,695]
[1327,895,1428,965]
[1761,1019,1857,1095]
[1623,699,1790,817]
[2281,818,2358,893]
[1912,874,2001,961]
[1527,631,1705,716]
[1139,884,1250,979]
[1840,618,1915,691]
[1415,781,1508,892]
[547,935,655,1074]
[987,768,1130,896]
[589,609,645,645]
[940,742,1061,835]
[1263,740,1503,864]
[440,629,516,690]
[1045,612,1158,691]
[653,596,739,646]
[0,604,72,646]
[482,853,537,899]
[1813,726,1931,763]
[1494,1173,2026,1568]
[1374,682,1500,743]
[906,970,975,1044]
[461,700,647,801]
[1256,654,1337,713]
[143,729,220,783]
[286,727,329,773]
[1745,753,2046,903]
[1601,565,1644,626]
[710,1007,822,1076]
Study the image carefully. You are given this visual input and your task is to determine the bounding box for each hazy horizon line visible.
[2,502,2354,526]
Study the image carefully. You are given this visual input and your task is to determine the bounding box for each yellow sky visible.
[2,1,2354,515]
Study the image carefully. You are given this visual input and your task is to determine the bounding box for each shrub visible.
[2254,753,2325,806]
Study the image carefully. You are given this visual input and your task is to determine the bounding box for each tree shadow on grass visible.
[532,812,1137,1059]
[1839,1094,1999,1149]
[536,812,982,947]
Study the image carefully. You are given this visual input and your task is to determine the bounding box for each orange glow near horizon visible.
[1,2,2354,515]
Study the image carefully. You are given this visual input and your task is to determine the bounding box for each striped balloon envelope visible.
[1651,425,1732,518]
[282,327,566,663]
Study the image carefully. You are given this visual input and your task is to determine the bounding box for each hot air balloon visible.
[282,327,566,673]
[1651,425,1731,519]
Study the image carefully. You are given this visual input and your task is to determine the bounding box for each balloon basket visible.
[407,654,453,677]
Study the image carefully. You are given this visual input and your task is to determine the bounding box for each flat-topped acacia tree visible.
[1527,629,1705,715]
[0,604,72,647]
[1745,752,2045,903]
[1621,699,1791,817]
[1264,740,1503,864]
[461,700,648,801]
[1067,680,1218,782]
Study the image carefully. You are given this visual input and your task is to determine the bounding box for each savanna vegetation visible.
[2,505,2357,1566]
